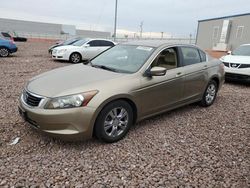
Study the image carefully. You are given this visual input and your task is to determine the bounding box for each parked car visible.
[0,32,27,42]
[48,37,82,54]
[0,32,13,41]
[220,44,250,82]
[52,38,115,63]
[19,41,224,142]
[0,37,18,57]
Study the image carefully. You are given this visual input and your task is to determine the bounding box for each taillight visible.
[10,39,15,44]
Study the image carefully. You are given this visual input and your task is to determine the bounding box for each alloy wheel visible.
[71,53,80,63]
[0,48,9,57]
[205,83,216,104]
[104,107,129,138]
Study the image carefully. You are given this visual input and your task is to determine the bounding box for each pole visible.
[140,21,143,39]
[113,0,118,41]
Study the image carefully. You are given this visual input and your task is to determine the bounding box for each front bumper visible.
[225,73,250,83]
[18,100,96,141]
[52,52,69,60]
[10,47,18,53]
[224,67,250,82]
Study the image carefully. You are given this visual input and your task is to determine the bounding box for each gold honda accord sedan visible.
[19,41,225,142]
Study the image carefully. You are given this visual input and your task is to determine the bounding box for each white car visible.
[220,44,250,82]
[52,38,115,63]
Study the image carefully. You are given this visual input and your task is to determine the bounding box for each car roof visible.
[122,40,197,48]
[88,38,114,42]
[241,44,250,46]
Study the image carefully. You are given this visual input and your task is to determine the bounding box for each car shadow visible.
[225,80,250,86]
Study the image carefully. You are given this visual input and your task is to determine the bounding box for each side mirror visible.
[227,51,232,55]
[83,44,90,48]
[146,66,167,77]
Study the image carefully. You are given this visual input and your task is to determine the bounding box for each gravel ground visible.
[0,41,249,187]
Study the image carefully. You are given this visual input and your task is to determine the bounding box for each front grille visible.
[239,64,250,69]
[223,62,250,69]
[230,63,240,68]
[23,90,42,107]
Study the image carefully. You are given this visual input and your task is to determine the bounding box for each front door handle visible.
[176,72,182,77]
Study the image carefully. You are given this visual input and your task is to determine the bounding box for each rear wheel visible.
[94,100,133,143]
[200,80,218,107]
[70,52,81,63]
[0,47,9,57]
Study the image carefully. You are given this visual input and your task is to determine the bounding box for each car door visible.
[138,47,185,117]
[82,40,102,59]
[179,46,208,101]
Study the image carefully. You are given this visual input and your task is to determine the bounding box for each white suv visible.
[52,38,115,63]
[220,44,250,83]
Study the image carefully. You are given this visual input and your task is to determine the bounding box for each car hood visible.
[223,55,250,64]
[49,44,61,49]
[54,45,81,51]
[27,64,124,97]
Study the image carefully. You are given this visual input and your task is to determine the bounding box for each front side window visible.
[91,45,155,73]
[151,47,178,70]
[180,47,201,66]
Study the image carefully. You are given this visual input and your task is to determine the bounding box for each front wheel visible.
[200,80,218,107]
[70,52,81,63]
[0,47,10,57]
[94,100,134,143]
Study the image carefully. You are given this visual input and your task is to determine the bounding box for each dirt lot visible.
[0,41,249,187]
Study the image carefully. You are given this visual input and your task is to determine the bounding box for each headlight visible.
[45,90,98,109]
[58,49,67,54]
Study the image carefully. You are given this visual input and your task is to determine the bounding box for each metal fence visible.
[115,37,196,44]
[12,32,196,44]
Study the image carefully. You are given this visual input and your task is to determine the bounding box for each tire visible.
[94,100,134,143]
[70,52,81,63]
[200,80,218,107]
[0,47,10,57]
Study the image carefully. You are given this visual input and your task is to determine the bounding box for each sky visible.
[0,0,249,38]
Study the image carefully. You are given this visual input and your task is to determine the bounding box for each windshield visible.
[91,45,155,73]
[72,39,88,46]
[232,45,250,56]
[63,38,80,45]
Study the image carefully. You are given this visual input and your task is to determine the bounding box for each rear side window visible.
[88,40,101,47]
[180,47,201,66]
[100,40,114,47]
[199,50,207,62]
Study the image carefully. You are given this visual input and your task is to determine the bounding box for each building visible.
[196,13,250,51]
[0,18,110,39]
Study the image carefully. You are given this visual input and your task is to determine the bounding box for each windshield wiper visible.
[91,64,119,72]
[82,59,91,65]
